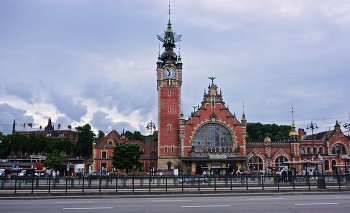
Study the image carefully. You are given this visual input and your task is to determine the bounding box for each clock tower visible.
[156,13,183,173]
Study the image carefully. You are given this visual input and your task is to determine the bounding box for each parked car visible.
[178,175,208,184]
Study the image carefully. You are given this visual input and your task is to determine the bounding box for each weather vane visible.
[208,76,217,84]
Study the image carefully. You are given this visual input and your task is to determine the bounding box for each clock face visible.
[164,68,175,79]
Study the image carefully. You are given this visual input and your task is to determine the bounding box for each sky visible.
[1,0,350,136]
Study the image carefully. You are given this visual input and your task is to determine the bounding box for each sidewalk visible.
[1,187,350,200]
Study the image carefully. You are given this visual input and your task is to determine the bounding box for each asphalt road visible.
[1,194,350,213]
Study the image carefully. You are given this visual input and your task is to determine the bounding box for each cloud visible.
[0,103,34,134]
[50,93,87,122]
[89,110,137,134]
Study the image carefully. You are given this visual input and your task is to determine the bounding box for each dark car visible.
[178,175,208,184]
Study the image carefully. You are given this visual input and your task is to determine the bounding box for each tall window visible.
[164,146,168,153]
[307,147,311,154]
[324,159,329,170]
[301,147,305,154]
[313,147,317,154]
[319,147,323,155]
[171,146,174,153]
[167,124,171,131]
[251,156,263,171]
[102,151,106,158]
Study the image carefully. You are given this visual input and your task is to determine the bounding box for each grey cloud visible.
[90,110,137,134]
[0,103,34,134]
[50,93,87,122]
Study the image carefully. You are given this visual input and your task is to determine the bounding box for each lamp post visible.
[146,120,156,179]
[307,121,318,161]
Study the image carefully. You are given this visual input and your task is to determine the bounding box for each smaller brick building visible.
[92,130,158,174]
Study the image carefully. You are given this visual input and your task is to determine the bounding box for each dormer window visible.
[211,100,215,108]
[109,141,112,147]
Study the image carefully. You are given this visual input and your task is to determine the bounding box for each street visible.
[1,194,350,213]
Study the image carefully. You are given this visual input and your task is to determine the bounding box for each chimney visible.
[28,123,32,128]
[68,125,71,130]
[298,128,306,140]
[58,124,61,129]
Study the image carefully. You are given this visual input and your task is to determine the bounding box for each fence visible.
[1,174,349,194]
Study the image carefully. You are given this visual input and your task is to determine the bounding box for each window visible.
[313,147,317,154]
[324,160,329,170]
[193,123,233,147]
[275,156,288,168]
[168,90,171,96]
[307,147,311,154]
[171,146,174,153]
[332,144,346,155]
[101,163,106,172]
[319,147,323,155]
[102,151,106,158]
[211,100,215,108]
[168,163,171,171]
[331,160,337,170]
[251,156,263,171]
[164,146,168,153]
[139,163,144,172]
[167,80,172,86]
[301,147,305,154]
[168,106,171,112]
[59,133,64,137]
[108,141,112,147]
[167,124,171,131]
[47,134,51,137]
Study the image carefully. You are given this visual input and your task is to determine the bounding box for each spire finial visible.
[208,76,216,84]
[169,0,171,20]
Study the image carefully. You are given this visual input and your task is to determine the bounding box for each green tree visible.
[133,131,143,140]
[43,150,69,171]
[75,124,95,158]
[110,141,142,174]
[62,137,73,155]
[98,130,105,138]
[0,133,11,157]
[36,134,46,154]
[124,131,133,140]
[27,133,37,154]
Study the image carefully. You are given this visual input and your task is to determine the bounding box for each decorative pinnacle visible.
[208,76,216,84]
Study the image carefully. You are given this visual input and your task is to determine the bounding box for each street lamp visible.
[146,120,156,179]
[307,121,318,160]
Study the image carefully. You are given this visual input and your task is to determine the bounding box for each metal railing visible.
[0,174,349,194]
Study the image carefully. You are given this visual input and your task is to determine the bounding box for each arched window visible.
[275,156,288,168]
[331,160,337,171]
[250,156,263,171]
[193,123,233,147]
[300,147,305,154]
[324,159,329,170]
[332,144,346,155]
[319,147,323,155]
[307,147,311,154]
[313,147,317,154]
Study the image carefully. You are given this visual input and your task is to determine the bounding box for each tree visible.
[110,141,142,174]
[0,133,11,157]
[75,124,95,158]
[124,131,133,140]
[98,130,105,138]
[43,150,69,171]
[133,131,143,140]
[27,133,37,154]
